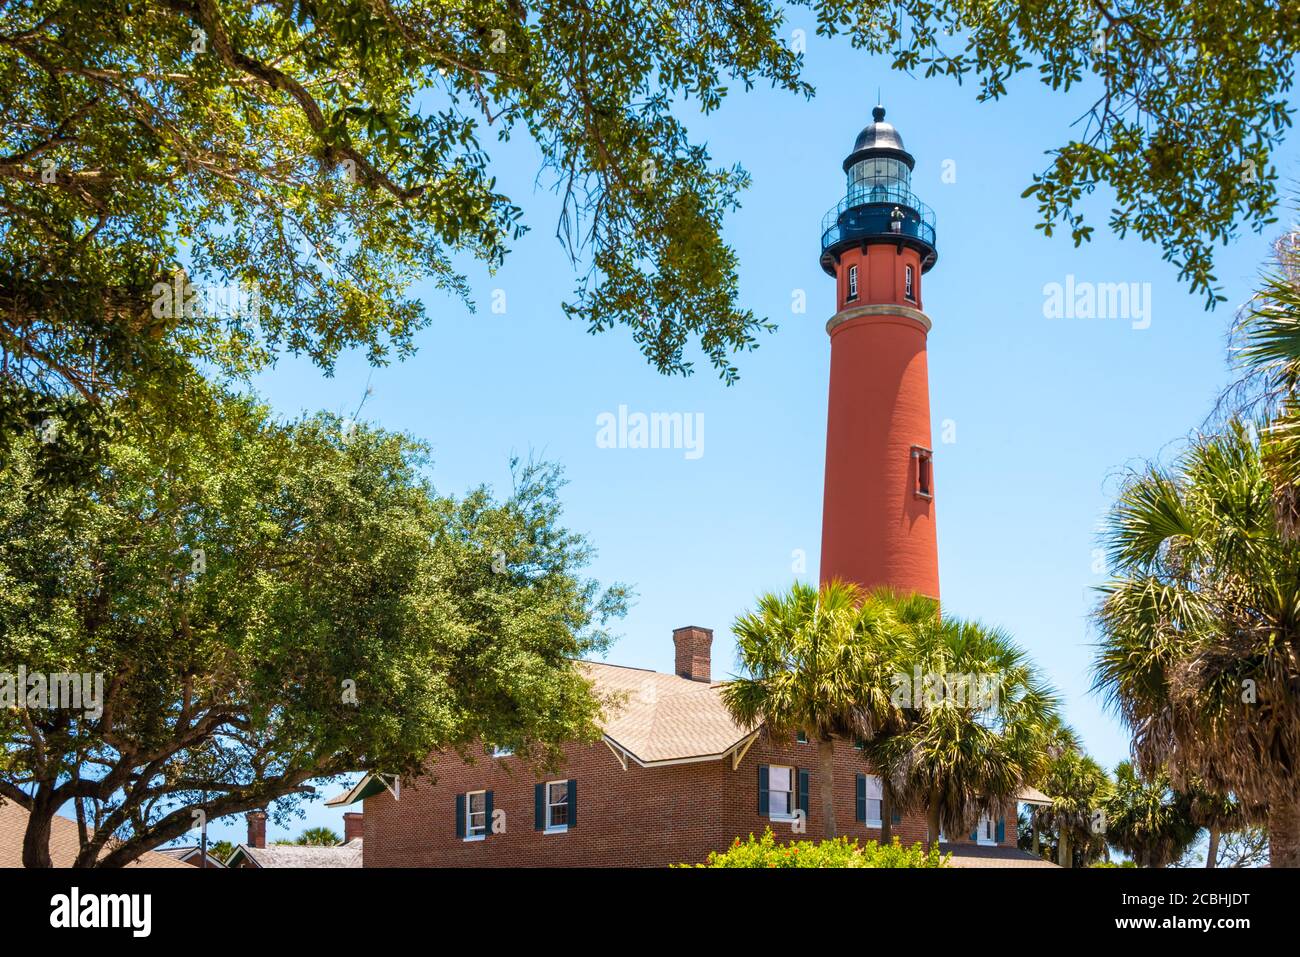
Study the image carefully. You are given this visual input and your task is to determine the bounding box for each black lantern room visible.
[819,105,938,276]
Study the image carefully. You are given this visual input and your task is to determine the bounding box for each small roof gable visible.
[155,845,228,867]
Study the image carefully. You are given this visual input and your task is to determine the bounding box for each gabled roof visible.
[1017,785,1053,806]
[0,798,193,868]
[580,661,756,765]
[154,845,228,867]
[325,774,392,807]
[227,838,362,869]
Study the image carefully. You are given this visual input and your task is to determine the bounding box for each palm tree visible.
[866,589,940,845]
[1038,742,1111,867]
[865,608,1059,851]
[1235,229,1300,535]
[1020,714,1082,859]
[1093,422,1300,866]
[1103,761,1199,868]
[274,826,341,846]
[722,580,895,840]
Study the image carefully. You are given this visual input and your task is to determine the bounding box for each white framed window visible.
[864,775,883,827]
[768,765,795,819]
[795,730,808,744]
[847,264,859,301]
[489,745,513,758]
[545,780,569,831]
[904,264,915,302]
[977,814,997,846]
[465,790,487,840]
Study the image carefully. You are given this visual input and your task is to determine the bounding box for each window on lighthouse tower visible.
[904,264,915,303]
[847,265,858,302]
[913,446,933,499]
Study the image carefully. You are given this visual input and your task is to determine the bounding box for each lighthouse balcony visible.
[819,186,938,276]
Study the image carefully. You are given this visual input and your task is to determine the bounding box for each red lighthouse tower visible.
[818,106,940,598]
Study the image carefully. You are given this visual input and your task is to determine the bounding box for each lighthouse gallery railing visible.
[820,184,937,253]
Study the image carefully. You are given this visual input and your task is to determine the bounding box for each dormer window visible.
[847,265,859,302]
[905,265,915,302]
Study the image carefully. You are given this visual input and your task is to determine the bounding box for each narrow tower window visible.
[847,264,858,302]
[904,265,915,302]
[912,446,933,499]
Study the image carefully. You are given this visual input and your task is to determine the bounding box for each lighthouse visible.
[818,105,940,599]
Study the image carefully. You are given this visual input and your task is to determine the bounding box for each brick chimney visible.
[246,811,266,849]
[343,812,364,844]
[673,625,713,682]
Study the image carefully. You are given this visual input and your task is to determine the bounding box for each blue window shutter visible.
[758,765,769,814]
[798,769,810,815]
[891,807,902,825]
[455,793,465,839]
[568,780,577,829]
[534,783,544,830]
[855,774,866,823]
[484,790,494,838]
[996,818,1005,843]
[970,826,978,841]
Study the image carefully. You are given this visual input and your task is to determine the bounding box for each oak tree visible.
[0,384,627,866]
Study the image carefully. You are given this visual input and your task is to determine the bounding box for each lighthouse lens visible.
[847,156,910,201]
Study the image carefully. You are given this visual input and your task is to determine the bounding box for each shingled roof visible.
[226,837,362,869]
[579,660,756,765]
[0,798,194,869]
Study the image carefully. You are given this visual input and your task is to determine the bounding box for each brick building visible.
[333,626,1034,867]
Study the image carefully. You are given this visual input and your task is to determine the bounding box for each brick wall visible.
[363,732,1017,867]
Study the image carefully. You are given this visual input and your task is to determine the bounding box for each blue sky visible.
[196,27,1297,846]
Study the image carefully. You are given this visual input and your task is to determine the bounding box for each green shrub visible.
[1090,860,1137,868]
[677,828,950,868]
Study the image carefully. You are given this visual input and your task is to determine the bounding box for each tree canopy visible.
[0,382,627,865]
[865,601,1059,846]
[722,581,897,839]
[724,583,1060,846]
[1093,421,1300,866]
[1038,742,1112,866]
[277,826,341,846]
[1103,760,1199,868]
[1,0,1292,457]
